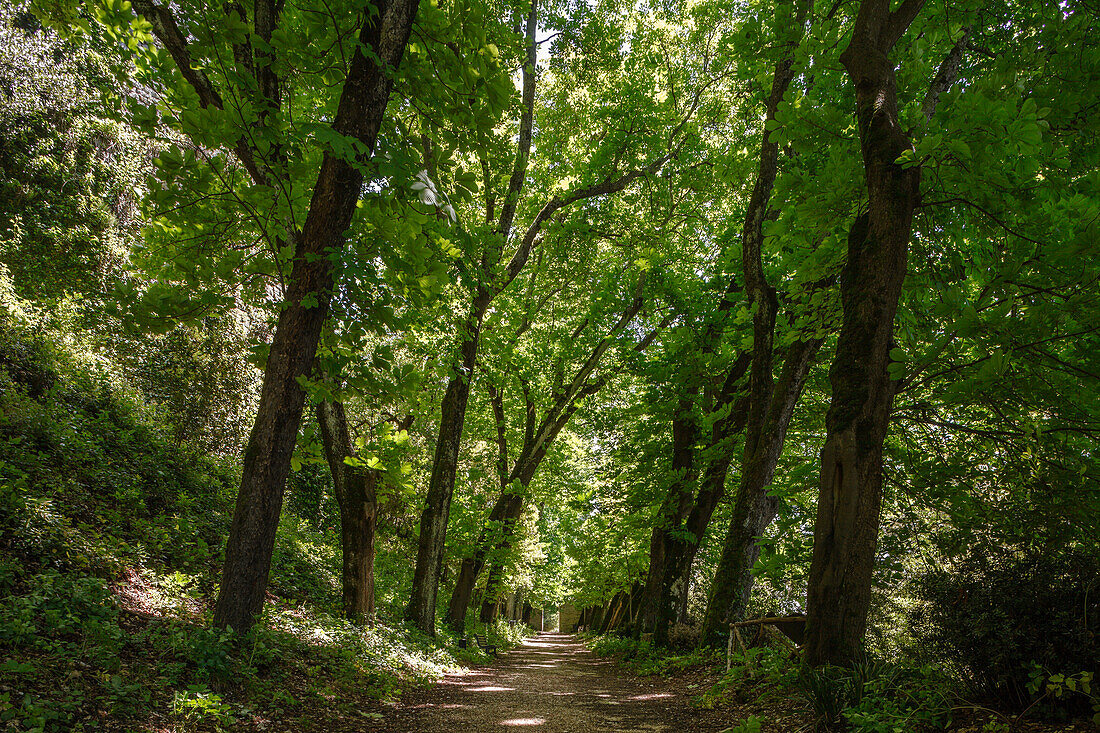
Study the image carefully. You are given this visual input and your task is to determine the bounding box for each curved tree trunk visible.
[448,491,523,631]
[696,0,816,647]
[698,338,820,645]
[404,0,541,635]
[803,0,925,667]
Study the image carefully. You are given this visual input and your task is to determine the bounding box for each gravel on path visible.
[371,632,734,733]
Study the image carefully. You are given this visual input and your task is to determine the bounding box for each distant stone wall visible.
[557,603,580,633]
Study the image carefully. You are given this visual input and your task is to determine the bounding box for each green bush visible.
[694,646,797,710]
[590,632,720,676]
[0,324,236,580]
[795,659,952,732]
[0,571,122,665]
[908,547,1100,713]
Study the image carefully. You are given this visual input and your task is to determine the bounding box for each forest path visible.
[372,632,733,732]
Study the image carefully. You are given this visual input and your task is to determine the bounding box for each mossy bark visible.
[803,0,924,667]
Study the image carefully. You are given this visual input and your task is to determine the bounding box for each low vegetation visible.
[0,326,527,731]
[1,0,1098,730]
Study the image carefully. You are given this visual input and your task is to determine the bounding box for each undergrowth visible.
[591,635,960,733]
[0,324,527,731]
[589,633,721,676]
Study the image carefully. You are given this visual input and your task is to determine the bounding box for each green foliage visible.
[590,633,721,676]
[0,2,143,305]
[0,571,121,665]
[0,323,236,579]
[1028,669,1100,727]
[794,660,953,733]
[693,646,797,711]
[170,685,237,730]
[725,716,763,733]
[908,546,1100,714]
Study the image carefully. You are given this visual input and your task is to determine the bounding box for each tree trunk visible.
[405,302,487,634]
[316,399,378,620]
[404,0,545,636]
[803,0,924,668]
[652,360,752,645]
[637,395,699,635]
[600,593,626,633]
[479,557,507,623]
[695,0,816,647]
[212,0,421,634]
[698,339,820,645]
[590,604,605,632]
[445,489,523,633]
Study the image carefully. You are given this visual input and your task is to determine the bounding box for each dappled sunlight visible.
[376,632,737,731]
[500,717,547,726]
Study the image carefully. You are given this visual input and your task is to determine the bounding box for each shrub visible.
[907,546,1099,713]
[0,571,123,666]
[794,659,952,732]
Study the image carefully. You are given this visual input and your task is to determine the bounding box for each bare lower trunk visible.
[405,304,485,634]
[698,340,820,646]
[317,399,378,620]
[339,497,376,619]
[652,366,751,645]
[445,489,524,633]
[804,0,924,667]
[214,274,331,632]
[479,559,507,623]
[637,397,699,635]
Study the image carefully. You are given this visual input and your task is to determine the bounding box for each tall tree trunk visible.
[698,340,820,645]
[650,358,751,644]
[697,0,816,646]
[405,301,486,633]
[590,604,605,632]
[212,0,421,634]
[404,0,541,635]
[803,0,925,667]
[447,490,523,631]
[479,558,508,622]
[316,400,378,620]
[637,395,699,635]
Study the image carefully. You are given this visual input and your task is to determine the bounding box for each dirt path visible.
[372,633,733,732]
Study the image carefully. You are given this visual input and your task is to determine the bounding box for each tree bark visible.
[405,300,486,633]
[803,0,925,668]
[698,339,820,645]
[637,395,699,634]
[316,399,378,621]
[696,0,819,647]
[211,0,422,634]
[650,356,751,644]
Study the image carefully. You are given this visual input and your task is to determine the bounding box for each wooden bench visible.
[473,634,497,655]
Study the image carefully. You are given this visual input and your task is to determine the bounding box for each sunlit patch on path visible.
[371,632,732,732]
